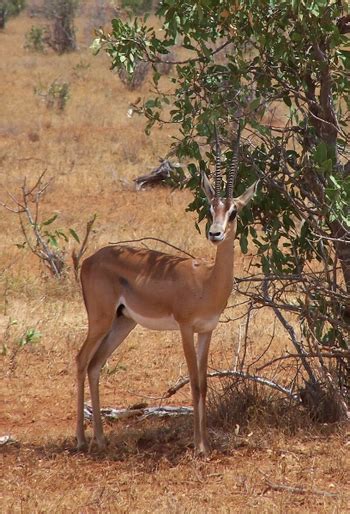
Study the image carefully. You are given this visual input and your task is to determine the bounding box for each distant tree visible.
[0,5,6,28]
[44,0,78,54]
[93,1,350,421]
[0,0,25,29]
[120,0,153,16]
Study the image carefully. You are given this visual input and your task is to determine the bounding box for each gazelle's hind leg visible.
[76,316,114,450]
[87,314,136,449]
[76,264,119,451]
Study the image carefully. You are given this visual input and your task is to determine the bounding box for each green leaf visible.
[57,230,68,242]
[283,95,292,107]
[69,228,80,243]
[90,38,102,55]
[42,214,58,226]
[321,159,333,173]
[18,328,41,347]
[239,232,248,254]
[48,235,58,248]
[339,49,350,70]
[329,175,340,188]
[291,31,302,42]
[249,98,261,111]
[261,255,270,274]
[314,142,327,165]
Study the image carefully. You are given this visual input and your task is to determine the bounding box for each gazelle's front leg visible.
[180,324,207,455]
[197,331,212,455]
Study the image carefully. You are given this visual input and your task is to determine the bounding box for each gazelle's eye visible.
[229,209,237,222]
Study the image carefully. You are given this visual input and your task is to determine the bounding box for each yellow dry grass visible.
[1,9,349,514]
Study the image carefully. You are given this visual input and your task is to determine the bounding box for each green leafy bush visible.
[0,0,25,29]
[35,79,70,112]
[24,26,47,52]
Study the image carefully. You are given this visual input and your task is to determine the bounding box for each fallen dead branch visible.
[263,477,340,498]
[134,160,179,190]
[84,404,193,422]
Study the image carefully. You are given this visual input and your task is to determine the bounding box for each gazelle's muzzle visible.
[208,222,225,242]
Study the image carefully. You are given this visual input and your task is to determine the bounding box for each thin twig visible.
[108,237,196,259]
[72,214,97,281]
[256,351,350,373]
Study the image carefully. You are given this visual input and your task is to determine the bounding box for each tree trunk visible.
[303,43,350,307]
[0,8,6,29]
[329,219,350,314]
[52,14,76,54]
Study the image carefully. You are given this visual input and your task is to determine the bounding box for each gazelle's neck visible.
[208,220,237,308]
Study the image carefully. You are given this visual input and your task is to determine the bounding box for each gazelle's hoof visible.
[89,437,107,453]
[76,440,88,452]
[195,442,211,459]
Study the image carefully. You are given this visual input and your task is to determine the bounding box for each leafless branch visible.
[261,278,317,385]
[164,370,299,401]
[0,173,65,277]
[256,350,350,373]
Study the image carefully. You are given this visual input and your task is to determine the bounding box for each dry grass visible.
[1,9,349,514]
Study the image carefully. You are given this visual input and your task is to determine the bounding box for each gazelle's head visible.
[201,126,258,244]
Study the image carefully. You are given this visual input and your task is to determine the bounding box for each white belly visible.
[121,300,180,331]
[119,299,220,333]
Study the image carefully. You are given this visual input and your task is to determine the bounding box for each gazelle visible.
[76,129,258,456]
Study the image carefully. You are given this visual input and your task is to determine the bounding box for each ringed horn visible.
[226,122,242,198]
[214,123,222,197]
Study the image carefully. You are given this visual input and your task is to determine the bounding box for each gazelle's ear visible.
[234,180,259,212]
[200,170,215,201]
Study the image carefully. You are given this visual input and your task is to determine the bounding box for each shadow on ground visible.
[2,403,345,472]
[2,416,226,469]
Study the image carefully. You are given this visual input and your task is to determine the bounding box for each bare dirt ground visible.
[1,8,349,513]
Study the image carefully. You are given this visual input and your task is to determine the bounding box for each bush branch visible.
[164,370,299,401]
